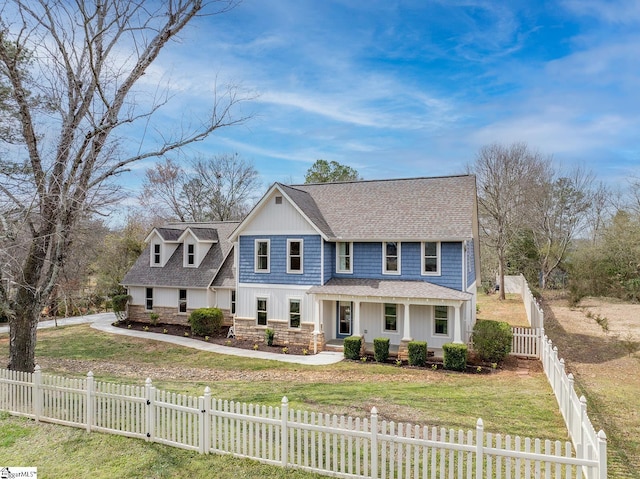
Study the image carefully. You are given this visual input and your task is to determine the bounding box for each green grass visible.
[0,415,327,479]
[0,324,570,477]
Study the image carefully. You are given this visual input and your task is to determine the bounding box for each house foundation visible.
[234,317,326,352]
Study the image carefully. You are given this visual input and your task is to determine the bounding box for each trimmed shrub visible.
[188,308,224,337]
[443,343,468,371]
[265,328,275,346]
[343,336,362,360]
[373,337,390,363]
[472,320,513,362]
[408,341,427,367]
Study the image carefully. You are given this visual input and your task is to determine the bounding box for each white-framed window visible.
[145,288,153,311]
[178,289,187,313]
[231,290,236,315]
[186,243,195,266]
[422,241,440,275]
[289,298,301,328]
[287,239,303,274]
[383,242,401,274]
[336,242,352,273]
[256,297,268,326]
[255,239,270,273]
[384,303,397,332]
[152,243,161,265]
[434,306,449,335]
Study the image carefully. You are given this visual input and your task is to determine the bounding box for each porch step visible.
[324,343,344,352]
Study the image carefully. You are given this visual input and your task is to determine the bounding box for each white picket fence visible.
[541,333,607,478]
[0,365,607,478]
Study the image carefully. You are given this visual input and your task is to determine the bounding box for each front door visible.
[337,301,352,338]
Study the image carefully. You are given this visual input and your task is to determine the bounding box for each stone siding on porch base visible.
[234,317,326,352]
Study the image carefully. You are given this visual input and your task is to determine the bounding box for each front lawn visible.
[0,323,567,477]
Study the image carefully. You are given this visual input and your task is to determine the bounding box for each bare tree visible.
[0,0,249,372]
[531,166,594,288]
[470,142,550,299]
[139,153,261,222]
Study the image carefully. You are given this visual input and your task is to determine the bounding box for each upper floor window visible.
[255,239,270,273]
[178,289,187,313]
[257,297,268,326]
[287,239,303,274]
[186,243,195,266]
[336,242,352,273]
[383,242,400,274]
[434,306,449,335]
[152,243,161,265]
[422,242,440,275]
[289,298,301,328]
[384,303,397,332]
[145,288,153,311]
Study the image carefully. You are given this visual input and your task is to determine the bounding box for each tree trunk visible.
[8,235,50,372]
[498,254,506,300]
[8,305,39,373]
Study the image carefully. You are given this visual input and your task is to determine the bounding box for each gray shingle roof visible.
[283,175,477,241]
[307,278,472,301]
[122,221,238,288]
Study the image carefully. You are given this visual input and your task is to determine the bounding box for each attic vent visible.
[275,196,283,204]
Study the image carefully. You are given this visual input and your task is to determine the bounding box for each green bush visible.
[443,343,468,371]
[472,320,513,362]
[265,328,275,346]
[188,308,224,337]
[373,337,390,363]
[343,336,362,360]
[408,341,427,367]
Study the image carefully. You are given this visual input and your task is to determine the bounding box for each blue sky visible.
[124,0,640,193]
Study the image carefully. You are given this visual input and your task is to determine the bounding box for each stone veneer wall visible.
[234,317,326,352]
[127,305,233,326]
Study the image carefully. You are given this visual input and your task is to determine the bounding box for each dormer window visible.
[152,243,161,266]
[186,243,195,266]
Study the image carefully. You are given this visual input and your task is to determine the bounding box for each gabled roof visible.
[285,175,477,241]
[122,221,238,288]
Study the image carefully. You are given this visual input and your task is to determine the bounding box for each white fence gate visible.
[0,365,607,478]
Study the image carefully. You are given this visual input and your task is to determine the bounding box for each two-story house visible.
[121,222,239,325]
[229,175,480,357]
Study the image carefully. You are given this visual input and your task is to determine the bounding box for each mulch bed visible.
[113,320,308,355]
[112,320,512,373]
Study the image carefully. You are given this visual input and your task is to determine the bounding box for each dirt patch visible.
[542,292,640,478]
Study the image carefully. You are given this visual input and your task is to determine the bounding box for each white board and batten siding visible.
[241,190,319,236]
[128,286,211,310]
[236,284,314,324]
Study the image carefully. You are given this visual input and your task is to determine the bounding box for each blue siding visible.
[330,241,464,291]
[323,241,333,284]
[467,239,476,287]
[239,235,322,285]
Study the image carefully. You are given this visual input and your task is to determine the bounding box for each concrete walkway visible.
[1,313,344,366]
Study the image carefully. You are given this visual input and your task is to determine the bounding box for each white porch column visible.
[453,302,463,344]
[313,296,321,354]
[402,302,412,341]
[353,300,361,337]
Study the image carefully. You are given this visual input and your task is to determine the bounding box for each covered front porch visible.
[308,278,474,359]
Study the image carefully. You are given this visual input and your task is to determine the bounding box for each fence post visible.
[476,419,484,479]
[33,365,41,422]
[597,430,607,479]
[566,373,575,427]
[371,407,378,479]
[86,371,94,432]
[281,396,289,467]
[558,358,566,408]
[145,378,155,443]
[201,386,211,455]
[579,396,588,453]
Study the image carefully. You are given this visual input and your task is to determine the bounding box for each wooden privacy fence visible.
[0,366,607,478]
